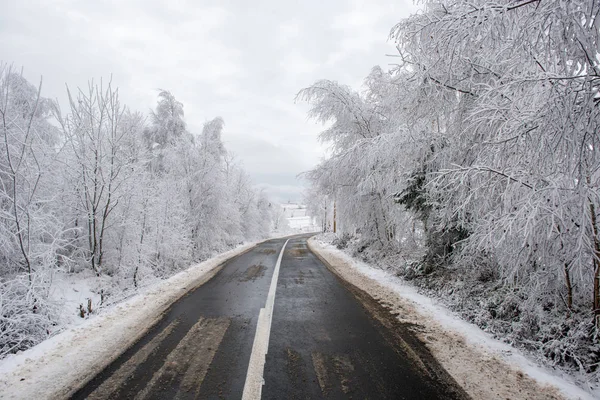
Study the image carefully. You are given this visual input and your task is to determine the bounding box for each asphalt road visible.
[70,234,470,400]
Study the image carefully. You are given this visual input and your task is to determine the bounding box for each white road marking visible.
[242,239,290,400]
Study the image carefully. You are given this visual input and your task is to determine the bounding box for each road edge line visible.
[242,238,290,400]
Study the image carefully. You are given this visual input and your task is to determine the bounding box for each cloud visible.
[326,0,418,67]
[280,51,319,77]
[0,0,420,205]
[277,21,301,46]
[255,182,307,205]
[224,134,315,176]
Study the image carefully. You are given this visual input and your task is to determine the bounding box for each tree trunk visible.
[564,262,573,312]
[333,200,336,233]
[589,199,600,327]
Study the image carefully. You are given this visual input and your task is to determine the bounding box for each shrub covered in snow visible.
[0,274,59,357]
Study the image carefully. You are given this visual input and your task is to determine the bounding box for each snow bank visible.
[308,237,597,400]
[0,242,258,400]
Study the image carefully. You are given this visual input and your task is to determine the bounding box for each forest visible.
[0,66,276,357]
[303,0,600,384]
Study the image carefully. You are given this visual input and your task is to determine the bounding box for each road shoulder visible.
[307,237,592,400]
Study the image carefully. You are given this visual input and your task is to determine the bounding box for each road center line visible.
[242,239,290,400]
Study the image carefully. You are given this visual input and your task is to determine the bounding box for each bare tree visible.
[55,80,130,275]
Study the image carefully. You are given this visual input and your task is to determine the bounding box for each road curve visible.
[70,234,469,400]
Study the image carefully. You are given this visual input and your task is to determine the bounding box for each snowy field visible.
[308,237,597,400]
[0,242,259,400]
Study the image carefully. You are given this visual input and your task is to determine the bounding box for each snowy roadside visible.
[0,242,259,400]
[307,237,597,400]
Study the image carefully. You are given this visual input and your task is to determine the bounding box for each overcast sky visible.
[1,0,419,204]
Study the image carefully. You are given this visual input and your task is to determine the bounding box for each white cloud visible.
[280,51,319,76]
[255,182,308,205]
[0,0,421,203]
[277,21,301,45]
[326,0,417,66]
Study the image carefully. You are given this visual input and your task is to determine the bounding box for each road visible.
[71,235,470,400]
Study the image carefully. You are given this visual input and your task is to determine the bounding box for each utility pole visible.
[323,199,327,232]
[333,200,337,233]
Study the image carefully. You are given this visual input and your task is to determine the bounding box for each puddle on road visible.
[288,248,308,258]
[240,264,266,282]
[258,248,276,255]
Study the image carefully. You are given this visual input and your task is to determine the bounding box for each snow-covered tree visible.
[0,70,275,357]
[302,0,600,376]
[55,80,137,276]
[144,89,186,149]
[0,65,64,355]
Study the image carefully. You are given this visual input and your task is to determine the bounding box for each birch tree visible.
[56,80,133,275]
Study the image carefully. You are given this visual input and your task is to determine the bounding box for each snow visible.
[0,242,259,400]
[281,203,308,218]
[47,271,105,329]
[281,203,319,232]
[287,215,315,229]
[308,237,597,400]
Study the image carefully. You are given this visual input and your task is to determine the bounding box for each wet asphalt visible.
[70,234,470,400]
